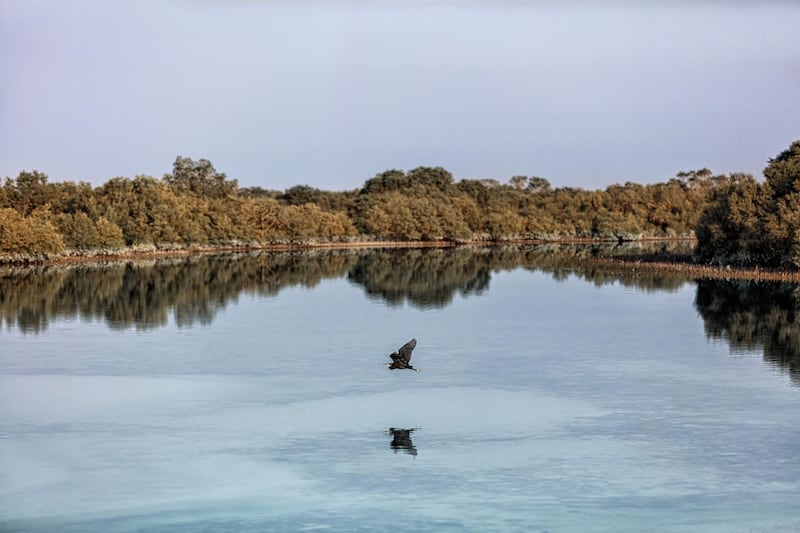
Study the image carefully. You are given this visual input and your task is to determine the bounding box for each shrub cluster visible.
[2,141,799,268]
[695,141,800,267]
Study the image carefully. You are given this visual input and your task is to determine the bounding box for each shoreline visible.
[576,257,800,283]
[0,237,659,265]
[2,238,798,282]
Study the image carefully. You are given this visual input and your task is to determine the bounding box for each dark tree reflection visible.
[347,248,492,308]
[0,251,359,333]
[0,244,706,333]
[3,244,798,389]
[695,280,800,385]
[3,240,798,389]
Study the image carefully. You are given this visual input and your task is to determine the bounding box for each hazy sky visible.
[1,1,798,191]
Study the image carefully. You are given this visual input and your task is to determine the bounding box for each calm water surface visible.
[1,247,799,532]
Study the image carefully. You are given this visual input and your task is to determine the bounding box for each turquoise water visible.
[1,249,799,532]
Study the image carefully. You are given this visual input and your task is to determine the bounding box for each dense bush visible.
[2,143,799,268]
[0,207,64,257]
[696,141,800,267]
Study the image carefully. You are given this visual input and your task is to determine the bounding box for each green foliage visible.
[279,185,323,206]
[53,212,125,251]
[277,204,356,241]
[4,170,50,216]
[0,207,64,257]
[696,140,800,267]
[763,141,800,198]
[456,180,490,209]
[47,181,97,216]
[406,166,454,190]
[354,188,473,241]
[697,175,769,264]
[55,212,100,250]
[95,176,185,245]
[360,167,454,195]
[3,142,800,266]
[94,216,125,249]
[239,197,356,243]
[361,169,410,194]
[164,156,237,199]
[239,186,279,199]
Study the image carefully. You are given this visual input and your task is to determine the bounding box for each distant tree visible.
[8,170,50,216]
[0,207,64,256]
[240,197,281,241]
[484,210,525,240]
[763,140,800,199]
[164,157,237,198]
[55,212,100,250]
[96,176,190,245]
[239,186,279,198]
[762,141,800,267]
[0,177,9,208]
[509,175,528,190]
[695,141,800,267]
[94,216,125,249]
[527,177,551,193]
[676,168,716,190]
[451,195,483,233]
[279,185,322,206]
[456,180,490,209]
[677,168,712,180]
[48,181,97,216]
[406,167,454,190]
[361,169,409,194]
[503,174,551,193]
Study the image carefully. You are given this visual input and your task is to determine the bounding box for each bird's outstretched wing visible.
[397,338,417,364]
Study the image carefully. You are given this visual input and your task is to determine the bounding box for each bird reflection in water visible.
[387,428,419,456]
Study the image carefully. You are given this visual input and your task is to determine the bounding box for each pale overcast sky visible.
[1,1,798,191]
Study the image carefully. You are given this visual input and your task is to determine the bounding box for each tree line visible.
[1,140,798,267]
[695,140,800,268]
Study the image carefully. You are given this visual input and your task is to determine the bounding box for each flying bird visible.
[384,338,421,372]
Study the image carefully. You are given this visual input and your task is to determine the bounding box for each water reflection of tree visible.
[695,280,800,385]
[4,244,798,386]
[0,244,699,333]
[517,242,692,293]
[0,251,359,333]
[347,243,693,309]
[347,248,492,308]
[0,242,769,336]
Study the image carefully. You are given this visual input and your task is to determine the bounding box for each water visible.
[1,247,799,532]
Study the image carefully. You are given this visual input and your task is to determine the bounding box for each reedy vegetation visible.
[1,140,799,267]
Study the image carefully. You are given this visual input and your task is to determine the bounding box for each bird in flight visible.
[384,338,421,372]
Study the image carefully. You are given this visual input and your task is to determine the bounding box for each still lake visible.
[1,246,799,532]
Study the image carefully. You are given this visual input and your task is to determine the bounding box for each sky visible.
[1,1,798,192]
